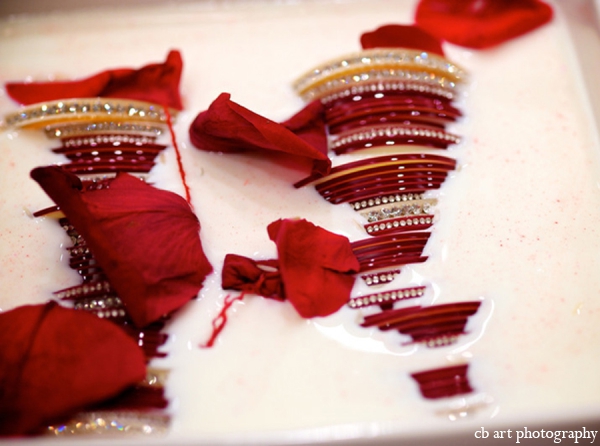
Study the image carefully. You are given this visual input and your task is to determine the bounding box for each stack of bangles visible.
[293,42,482,402]
[4,98,176,180]
[4,96,179,428]
[293,46,465,283]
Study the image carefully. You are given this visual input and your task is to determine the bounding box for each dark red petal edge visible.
[360,24,445,55]
[6,50,184,110]
[189,93,330,177]
[0,302,146,436]
[415,0,553,49]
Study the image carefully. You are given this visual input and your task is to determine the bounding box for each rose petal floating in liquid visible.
[6,50,183,110]
[0,302,146,436]
[31,166,212,327]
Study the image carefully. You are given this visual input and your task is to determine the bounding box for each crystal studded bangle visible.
[329,124,460,154]
[320,80,457,105]
[293,48,466,99]
[348,285,426,309]
[3,98,177,130]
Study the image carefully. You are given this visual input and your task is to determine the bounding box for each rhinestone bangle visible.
[3,98,177,130]
[301,69,460,102]
[320,80,457,104]
[329,124,460,154]
[361,269,401,286]
[360,198,437,220]
[348,285,426,309]
[293,48,466,97]
[45,121,165,139]
[364,215,434,236]
[60,134,160,148]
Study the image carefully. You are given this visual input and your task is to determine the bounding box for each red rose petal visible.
[0,302,146,436]
[360,24,445,55]
[280,99,328,154]
[415,0,553,49]
[189,93,331,177]
[221,254,283,299]
[30,166,212,327]
[267,219,360,318]
[6,50,184,110]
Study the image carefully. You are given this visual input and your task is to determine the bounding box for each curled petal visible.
[415,0,553,49]
[189,93,330,177]
[6,50,184,110]
[31,166,212,327]
[0,302,146,436]
[267,219,360,318]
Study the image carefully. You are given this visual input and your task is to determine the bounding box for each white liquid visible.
[1,0,600,442]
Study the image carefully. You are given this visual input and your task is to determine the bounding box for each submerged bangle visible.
[410,364,474,399]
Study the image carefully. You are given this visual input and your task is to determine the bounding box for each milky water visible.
[1,0,600,441]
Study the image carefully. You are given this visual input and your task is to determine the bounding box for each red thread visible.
[200,293,245,348]
[164,106,192,205]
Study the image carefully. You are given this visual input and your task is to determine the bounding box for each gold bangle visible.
[293,48,466,99]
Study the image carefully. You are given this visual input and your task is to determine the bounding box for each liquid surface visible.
[1,0,600,441]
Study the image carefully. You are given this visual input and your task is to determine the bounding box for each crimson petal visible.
[360,24,445,55]
[0,302,146,436]
[221,254,283,299]
[189,93,331,177]
[415,0,553,49]
[30,166,212,327]
[267,219,360,318]
[6,50,184,110]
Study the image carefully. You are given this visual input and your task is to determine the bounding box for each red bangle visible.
[316,167,449,196]
[351,231,431,250]
[325,93,461,135]
[295,153,456,188]
[54,141,165,155]
[361,301,481,347]
[410,364,474,399]
[319,173,448,204]
[358,255,428,272]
